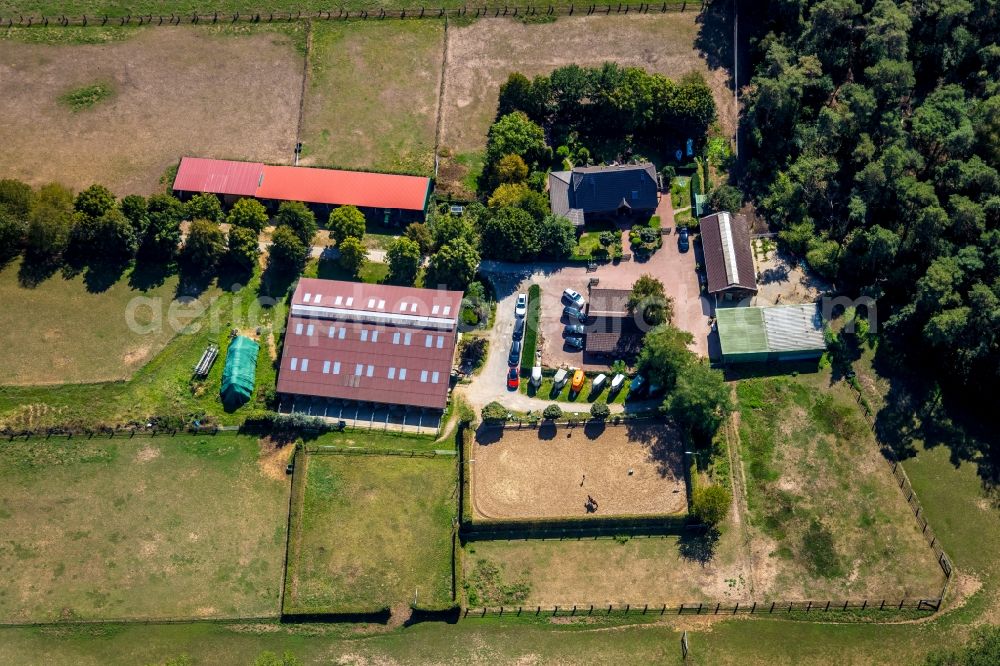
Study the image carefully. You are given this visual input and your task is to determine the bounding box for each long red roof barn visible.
[276,279,463,410]
[173,157,431,212]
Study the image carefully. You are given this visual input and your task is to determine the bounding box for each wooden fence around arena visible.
[0,3,703,27]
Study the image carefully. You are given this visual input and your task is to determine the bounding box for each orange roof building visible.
[173,157,431,219]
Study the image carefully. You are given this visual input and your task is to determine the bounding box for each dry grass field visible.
[0,26,302,195]
[471,423,687,520]
[438,14,737,194]
[299,20,444,176]
[0,435,290,622]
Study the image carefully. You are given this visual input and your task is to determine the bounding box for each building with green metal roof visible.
[716,303,826,363]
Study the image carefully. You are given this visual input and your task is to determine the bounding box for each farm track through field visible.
[293,18,313,165]
[724,407,757,599]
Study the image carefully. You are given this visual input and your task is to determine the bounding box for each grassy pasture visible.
[0,435,290,622]
[284,453,456,614]
[735,373,946,600]
[0,258,216,386]
[300,20,444,176]
[0,268,285,430]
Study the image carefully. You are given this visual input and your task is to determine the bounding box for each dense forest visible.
[741,0,998,471]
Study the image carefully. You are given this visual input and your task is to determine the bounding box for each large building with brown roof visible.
[699,211,758,304]
[549,163,660,228]
[276,278,463,420]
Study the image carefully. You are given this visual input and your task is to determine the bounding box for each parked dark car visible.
[678,226,690,252]
[565,336,585,350]
[513,316,525,341]
[508,340,522,365]
[562,305,586,322]
[564,324,585,336]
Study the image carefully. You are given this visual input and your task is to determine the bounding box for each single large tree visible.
[227,224,260,272]
[274,201,317,246]
[0,178,35,218]
[140,193,186,260]
[337,236,368,278]
[628,274,673,327]
[538,215,576,259]
[479,206,540,262]
[74,184,117,219]
[25,183,74,262]
[328,205,366,245]
[636,324,694,393]
[182,219,226,272]
[386,236,421,286]
[185,193,224,224]
[227,198,269,233]
[267,225,307,274]
[663,361,733,446]
[425,238,480,291]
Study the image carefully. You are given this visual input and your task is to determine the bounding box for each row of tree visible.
[742,1,999,427]
[496,63,717,162]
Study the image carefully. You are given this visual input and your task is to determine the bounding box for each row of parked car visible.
[507,293,529,390]
[561,288,587,350]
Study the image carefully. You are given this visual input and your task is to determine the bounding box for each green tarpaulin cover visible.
[220,336,259,408]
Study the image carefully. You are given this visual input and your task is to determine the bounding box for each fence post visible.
[770,602,775,613]
[751,602,756,613]
[899,600,904,610]
[861,600,867,610]
[733,602,739,614]
[806,601,811,612]
[880,600,885,610]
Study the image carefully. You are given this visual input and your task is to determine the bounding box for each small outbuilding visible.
[716,303,826,363]
[700,211,757,304]
[220,336,259,409]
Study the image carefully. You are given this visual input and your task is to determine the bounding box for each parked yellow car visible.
[571,369,585,393]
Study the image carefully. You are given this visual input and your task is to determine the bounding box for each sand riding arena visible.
[470,422,688,520]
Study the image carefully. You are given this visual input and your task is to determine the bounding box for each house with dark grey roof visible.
[549,163,660,228]
[583,288,644,360]
[699,212,757,304]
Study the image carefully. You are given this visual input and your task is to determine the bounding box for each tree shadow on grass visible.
[678,527,720,566]
[583,421,606,439]
[17,254,61,288]
[82,260,129,294]
[694,0,734,83]
[625,420,686,479]
[128,258,174,291]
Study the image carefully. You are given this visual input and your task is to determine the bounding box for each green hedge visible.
[521,284,541,374]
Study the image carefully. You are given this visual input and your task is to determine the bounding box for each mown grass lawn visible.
[284,453,456,614]
[0,435,289,622]
[735,372,946,600]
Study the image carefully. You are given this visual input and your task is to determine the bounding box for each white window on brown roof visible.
[290,357,298,371]
[366,365,374,377]
[322,360,331,374]
[300,358,309,372]
[360,329,368,342]
[420,370,428,383]
[295,323,303,335]
[304,293,312,303]
[399,368,407,380]
[431,371,440,384]
[333,361,341,375]
[306,324,314,336]
[388,367,396,380]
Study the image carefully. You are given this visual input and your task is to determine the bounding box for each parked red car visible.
[506,367,520,390]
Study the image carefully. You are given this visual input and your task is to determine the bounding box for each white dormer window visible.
[355,364,363,376]
[360,329,368,342]
[388,367,396,380]
[332,361,341,375]
[420,370,428,383]
[393,332,400,344]
[371,330,379,343]
[425,335,433,348]
[443,306,451,316]
[399,368,407,380]
[346,297,354,306]
[290,357,298,371]
[436,336,444,348]
[399,301,408,312]
[335,295,343,305]
[322,360,331,374]
[300,358,309,372]
[368,298,376,308]
[431,371,440,384]
[306,324,314,336]
[339,328,346,339]
[404,333,412,345]
[378,300,385,309]
[313,295,321,304]
[295,323,303,335]
[328,326,335,338]
[366,365,374,377]
[410,303,418,313]
[303,293,312,303]
[432,305,440,314]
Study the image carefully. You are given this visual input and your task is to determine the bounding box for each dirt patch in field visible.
[472,424,686,519]
[439,14,737,193]
[0,27,302,195]
[258,438,295,481]
[135,445,161,463]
